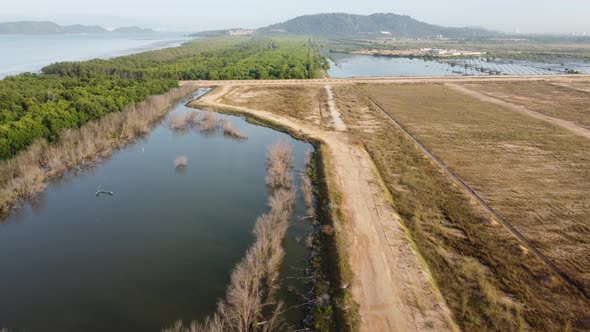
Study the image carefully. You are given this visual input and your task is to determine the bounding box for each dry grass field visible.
[457,81,590,131]
[219,85,330,125]
[552,81,590,93]
[334,83,590,331]
[365,83,590,290]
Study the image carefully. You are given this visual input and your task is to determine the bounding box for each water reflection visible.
[0,88,313,331]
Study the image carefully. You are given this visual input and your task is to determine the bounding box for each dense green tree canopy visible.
[0,37,328,159]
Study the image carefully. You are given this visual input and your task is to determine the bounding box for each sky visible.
[1,0,589,34]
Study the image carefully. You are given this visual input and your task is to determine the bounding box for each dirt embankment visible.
[190,84,455,332]
[180,74,590,87]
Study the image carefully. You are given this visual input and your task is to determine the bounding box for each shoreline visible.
[0,34,194,79]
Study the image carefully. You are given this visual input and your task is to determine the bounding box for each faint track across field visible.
[368,96,590,302]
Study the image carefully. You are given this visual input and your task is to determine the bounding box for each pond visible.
[328,52,590,77]
[0,89,313,331]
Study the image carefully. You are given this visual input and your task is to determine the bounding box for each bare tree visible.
[166,141,296,332]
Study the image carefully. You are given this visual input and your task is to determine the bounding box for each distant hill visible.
[0,21,65,34]
[63,24,109,34]
[256,13,500,39]
[112,26,154,34]
[0,21,151,34]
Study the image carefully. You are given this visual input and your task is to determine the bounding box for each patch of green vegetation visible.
[0,37,328,160]
[44,37,328,80]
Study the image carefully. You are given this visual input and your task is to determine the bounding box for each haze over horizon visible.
[1,0,589,34]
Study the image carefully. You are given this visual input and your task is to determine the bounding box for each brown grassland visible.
[333,83,590,331]
[456,81,590,131]
[551,81,590,93]
[365,83,590,292]
[218,85,330,126]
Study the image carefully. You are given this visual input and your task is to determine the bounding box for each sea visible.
[0,32,193,79]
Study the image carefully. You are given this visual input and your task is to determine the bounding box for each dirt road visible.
[180,74,590,87]
[191,84,455,332]
[324,85,347,131]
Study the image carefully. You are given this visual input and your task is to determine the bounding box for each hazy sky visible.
[1,0,589,34]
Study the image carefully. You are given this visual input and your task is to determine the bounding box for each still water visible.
[0,33,192,78]
[0,89,313,331]
[328,52,590,77]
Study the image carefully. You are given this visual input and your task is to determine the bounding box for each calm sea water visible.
[0,89,313,331]
[0,33,192,78]
[328,52,590,77]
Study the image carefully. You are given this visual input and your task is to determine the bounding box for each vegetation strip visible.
[369,96,590,301]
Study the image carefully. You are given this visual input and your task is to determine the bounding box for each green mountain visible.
[257,13,500,39]
[0,21,151,34]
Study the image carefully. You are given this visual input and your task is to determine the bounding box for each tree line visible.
[0,37,329,159]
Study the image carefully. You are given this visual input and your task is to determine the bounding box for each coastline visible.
[0,33,195,79]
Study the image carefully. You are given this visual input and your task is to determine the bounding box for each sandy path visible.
[325,85,347,131]
[191,84,454,332]
[447,83,590,140]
